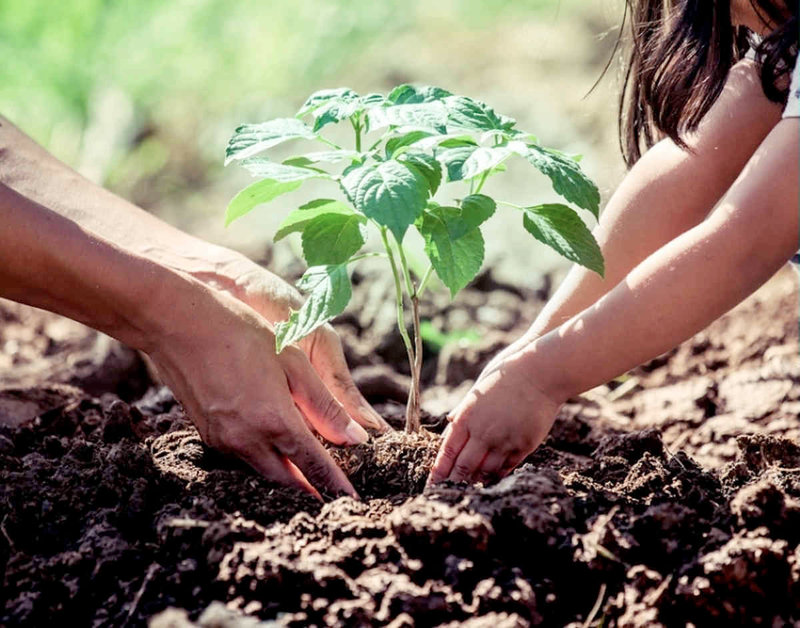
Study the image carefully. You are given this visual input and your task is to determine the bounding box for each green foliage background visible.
[0,0,625,278]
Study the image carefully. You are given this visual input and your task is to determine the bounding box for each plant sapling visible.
[225,85,604,433]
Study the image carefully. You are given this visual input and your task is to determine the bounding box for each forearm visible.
[0,183,185,350]
[0,115,301,321]
[528,60,783,340]
[530,140,729,337]
[527,122,798,401]
[0,115,221,270]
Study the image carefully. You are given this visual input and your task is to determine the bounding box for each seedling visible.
[225,86,604,432]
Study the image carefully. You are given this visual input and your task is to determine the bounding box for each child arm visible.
[485,60,783,377]
[431,117,799,484]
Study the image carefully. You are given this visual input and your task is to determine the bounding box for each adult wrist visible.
[90,252,201,355]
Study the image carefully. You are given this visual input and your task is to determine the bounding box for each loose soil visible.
[1,267,798,627]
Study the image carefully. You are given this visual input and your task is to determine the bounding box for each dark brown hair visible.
[618,0,798,166]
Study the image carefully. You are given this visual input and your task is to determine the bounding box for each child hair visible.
[617,0,798,166]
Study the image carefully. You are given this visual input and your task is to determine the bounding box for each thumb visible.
[309,330,391,432]
[283,350,369,446]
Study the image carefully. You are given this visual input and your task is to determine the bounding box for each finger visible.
[277,418,359,499]
[311,334,391,432]
[476,450,507,484]
[240,446,321,500]
[448,438,489,483]
[428,422,469,485]
[499,450,528,478]
[283,351,369,446]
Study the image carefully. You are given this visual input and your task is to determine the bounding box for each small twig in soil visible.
[606,376,640,401]
[122,562,160,627]
[163,517,211,529]
[582,582,607,628]
[1,515,14,551]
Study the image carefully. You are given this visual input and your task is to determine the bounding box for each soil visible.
[1,266,798,627]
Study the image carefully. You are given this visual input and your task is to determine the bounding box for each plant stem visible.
[409,294,423,432]
[474,170,490,194]
[394,236,416,299]
[317,137,343,150]
[379,227,420,432]
[352,117,362,153]
[348,251,387,264]
[497,200,525,210]
[394,237,422,433]
[416,264,434,298]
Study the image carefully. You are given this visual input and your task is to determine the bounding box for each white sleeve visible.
[783,57,800,119]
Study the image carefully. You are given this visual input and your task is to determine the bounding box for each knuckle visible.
[212,413,286,454]
[274,427,310,459]
[280,345,309,372]
[452,463,472,479]
[304,456,335,485]
[334,372,360,394]
[318,394,346,424]
[442,443,461,460]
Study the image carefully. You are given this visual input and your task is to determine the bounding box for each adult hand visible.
[428,349,563,485]
[146,275,371,499]
[189,250,389,432]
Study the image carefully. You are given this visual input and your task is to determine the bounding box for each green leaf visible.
[275,264,352,352]
[388,84,453,104]
[275,199,358,241]
[417,206,485,297]
[283,150,362,167]
[459,146,513,180]
[443,96,516,133]
[226,179,303,226]
[412,134,478,152]
[238,158,331,181]
[436,144,511,182]
[385,130,434,158]
[416,194,495,240]
[367,102,448,133]
[522,203,604,276]
[313,98,363,132]
[299,90,388,133]
[341,160,429,242]
[301,213,366,266]
[296,88,366,132]
[297,88,358,117]
[226,160,331,226]
[457,194,496,236]
[400,151,442,196]
[225,119,317,165]
[520,144,601,217]
[436,145,477,182]
[359,92,387,107]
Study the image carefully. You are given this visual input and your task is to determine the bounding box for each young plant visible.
[224,85,604,433]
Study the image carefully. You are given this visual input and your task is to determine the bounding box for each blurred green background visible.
[0,0,626,282]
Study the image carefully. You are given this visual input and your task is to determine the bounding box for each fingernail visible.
[358,404,382,430]
[344,421,369,445]
[361,403,391,432]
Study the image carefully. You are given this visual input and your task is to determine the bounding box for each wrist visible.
[515,336,581,405]
[153,240,303,324]
[91,253,200,355]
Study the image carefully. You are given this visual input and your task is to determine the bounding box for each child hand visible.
[428,349,564,484]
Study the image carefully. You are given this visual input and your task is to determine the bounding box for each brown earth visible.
[1,266,798,627]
